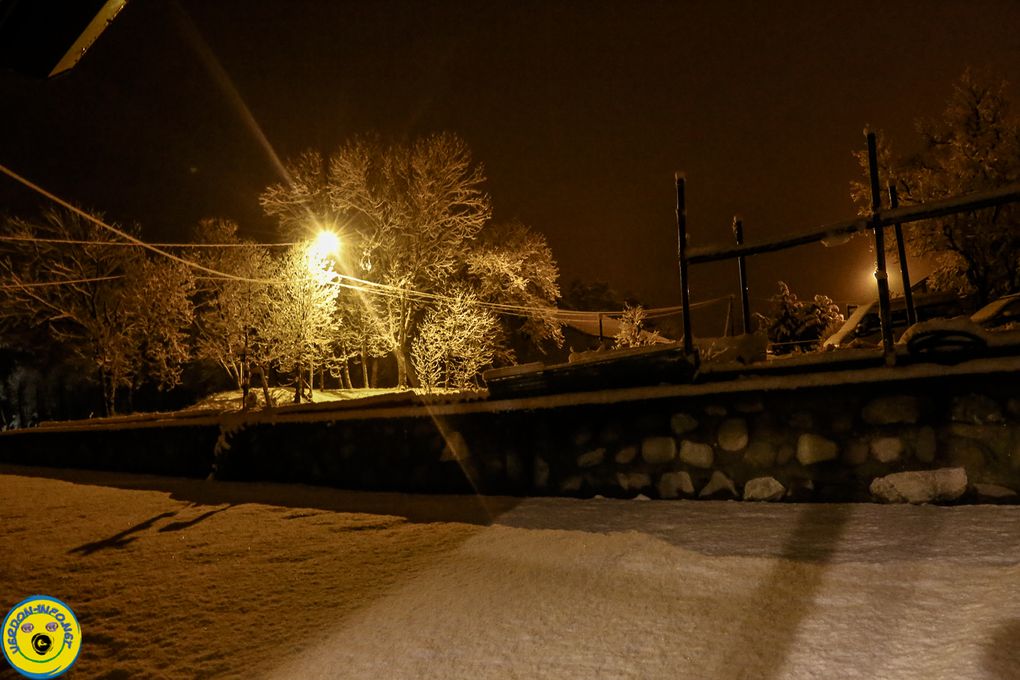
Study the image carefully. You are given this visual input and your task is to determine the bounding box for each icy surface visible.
[1,466,1019,679]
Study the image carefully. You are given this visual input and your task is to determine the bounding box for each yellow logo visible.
[2,596,82,678]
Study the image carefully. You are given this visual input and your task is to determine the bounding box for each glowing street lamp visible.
[310,230,341,261]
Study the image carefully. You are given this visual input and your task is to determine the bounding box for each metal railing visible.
[675,130,1020,361]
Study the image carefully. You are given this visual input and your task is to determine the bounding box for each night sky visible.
[1,0,1018,330]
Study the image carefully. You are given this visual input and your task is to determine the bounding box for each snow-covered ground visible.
[2,465,1019,679]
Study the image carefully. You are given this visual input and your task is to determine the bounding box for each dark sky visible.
[1,0,1018,329]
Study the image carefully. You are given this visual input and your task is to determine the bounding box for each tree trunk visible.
[370,357,379,388]
[241,361,250,411]
[100,368,114,417]
[394,347,409,388]
[259,365,273,407]
[395,301,410,387]
[293,361,302,403]
[360,347,369,388]
[342,361,353,389]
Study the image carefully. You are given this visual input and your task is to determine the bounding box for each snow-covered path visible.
[1,465,1019,679]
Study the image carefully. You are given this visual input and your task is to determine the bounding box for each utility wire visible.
[0,235,296,248]
[0,161,732,321]
[0,275,123,290]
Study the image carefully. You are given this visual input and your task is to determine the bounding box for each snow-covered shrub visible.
[755,282,843,354]
[411,293,499,391]
[614,304,663,349]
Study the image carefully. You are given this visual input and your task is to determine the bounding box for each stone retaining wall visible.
[3,370,1019,504]
[514,383,1020,503]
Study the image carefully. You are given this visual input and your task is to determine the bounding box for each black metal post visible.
[725,295,734,337]
[866,131,895,359]
[888,184,916,326]
[676,173,694,354]
[732,216,751,334]
[598,313,604,344]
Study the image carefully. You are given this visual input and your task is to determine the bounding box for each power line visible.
[0,162,279,285]
[0,275,123,290]
[0,235,296,248]
[0,161,732,322]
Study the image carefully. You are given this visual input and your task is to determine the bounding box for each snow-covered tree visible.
[121,257,195,398]
[0,207,194,414]
[189,219,275,407]
[262,243,342,402]
[411,293,499,391]
[463,221,563,357]
[614,303,663,349]
[754,282,843,354]
[258,150,338,242]
[325,290,390,388]
[851,71,1020,303]
[263,133,492,387]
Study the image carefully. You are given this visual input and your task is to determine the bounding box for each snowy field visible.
[1,465,1019,679]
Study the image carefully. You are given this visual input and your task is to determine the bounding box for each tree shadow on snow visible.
[702,503,856,679]
[68,510,179,555]
[707,502,949,680]
[157,506,231,532]
[67,504,233,555]
[982,619,1020,679]
[3,464,520,527]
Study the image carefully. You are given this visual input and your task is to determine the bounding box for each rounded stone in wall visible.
[717,417,749,452]
[949,423,1013,459]
[796,433,839,465]
[743,476,785,501]
[743,440,777,468]
[614,445,637,464]
[671,412,699,435]
[699,470,737,499]
[951,394,1003,425]
[657,471,695,499]
[577,448,606,468]
[870,437,904,463]
[617,471,652,493]
[870,467,967,504]
[679,440,714,468]
[972,483,1018,502]
[561,475,583,493]
[641,436,677,464]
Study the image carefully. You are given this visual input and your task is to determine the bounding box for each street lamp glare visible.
[311,230,341,259]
